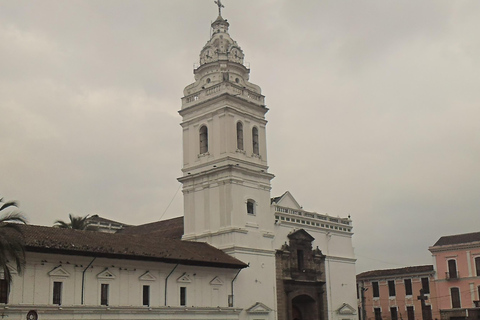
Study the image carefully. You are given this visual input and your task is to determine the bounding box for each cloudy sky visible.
[1,0,479,273]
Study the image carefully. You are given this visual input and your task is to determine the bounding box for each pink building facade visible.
[357,265,439,320]
[429,232,480,320]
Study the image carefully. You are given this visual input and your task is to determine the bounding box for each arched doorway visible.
[291,294,317,320]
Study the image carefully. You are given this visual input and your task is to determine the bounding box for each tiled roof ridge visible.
[16,224,246,269]
[357,264,434,279]
[433,231,480,247]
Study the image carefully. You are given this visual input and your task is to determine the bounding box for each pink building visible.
[429,232,480,320]
[357,265,439,320]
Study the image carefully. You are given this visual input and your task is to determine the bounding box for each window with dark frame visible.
[390,307,398,320]
[53,281,62,305]
[404,279,413,296]
[448,259,457,279]
[374,308,382,320]
[101,283,109,306]
[0,279,8,304]
[199,126,208,154]
[236,122,244,150]
[421,277,430,294]
[180,287,186,306]
[451,287,461,308]
[143,285,150,306]
[388,280,396,297]
[407,306,415,320]
[372,281,380,298]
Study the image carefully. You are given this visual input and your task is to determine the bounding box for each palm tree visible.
[54,214,97,230]
[0,199,27,286]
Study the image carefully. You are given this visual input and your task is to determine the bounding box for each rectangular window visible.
[423,305,432,320]
[388,280,396,297]
[448,259,458,279]
[390,307,398,320]
[101,283,109,306]
[143,285,150,306]
[180,287,186,306]
[53,281,62,305]
[372,281,380,298]
[404,279,412,296]
[451,287,461,308]
[374,308,382,320]
[407,306,415,320]
[0,279,8,304]
[476,257,480,277]
[421,277,430,294]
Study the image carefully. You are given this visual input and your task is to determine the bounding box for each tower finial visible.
[214,0,224,16]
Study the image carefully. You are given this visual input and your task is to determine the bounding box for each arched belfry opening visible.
[276,229,328,320]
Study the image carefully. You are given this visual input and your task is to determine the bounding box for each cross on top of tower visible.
[214,0,224,16]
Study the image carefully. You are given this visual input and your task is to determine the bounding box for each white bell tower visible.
[178,4,276,315]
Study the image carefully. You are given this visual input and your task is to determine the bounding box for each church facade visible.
[2,5,357,320]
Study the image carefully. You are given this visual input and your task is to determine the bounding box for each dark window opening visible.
[390,307,398,320]
[247,200,255,215]
[448,259,458,279]
[374,308,382,320]
[407,306,415,320]
[451,287,461,308]
[236,122,244,150]
[53,281,62,305]
[101,283,109,306]
[421,277,430,294]
[143,285,150,306]
[199,126,208,154]
[252,127,259,155]
[0,279,8,304]
[388,280,396,297]
[180,287,186,306]
[404,279,413,296]
[372,281,380,298]
[423,305,432,320]
[475,257,480,277]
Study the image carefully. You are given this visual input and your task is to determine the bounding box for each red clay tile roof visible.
[433,232,480,247]
[357,265,434,279]
[119,216,184,239]
[19,224,246,269]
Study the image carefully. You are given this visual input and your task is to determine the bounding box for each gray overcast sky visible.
[1,1,479,273]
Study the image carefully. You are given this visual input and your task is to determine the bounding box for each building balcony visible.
[446,271,459,280]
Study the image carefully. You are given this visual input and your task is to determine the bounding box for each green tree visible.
[54,214,96,230]
[0,199,27,286]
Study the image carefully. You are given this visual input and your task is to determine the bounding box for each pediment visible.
[210,276,223,286]
[97,269,116,279]
[48,266,70,277]
[273,191,302,209]
[337,303,356,315]
[288,229,315,242]
[246,302,272,314]
[177,274,191,283]
[139,271,156,281]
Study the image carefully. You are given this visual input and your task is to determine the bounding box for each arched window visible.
[236,122,244,150]
[246,199,255,215]
[252,127,259,155]
[199,126,208,154]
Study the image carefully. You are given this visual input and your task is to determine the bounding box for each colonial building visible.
[2,4,357,320]
[356,265,438,320]
[429,232,480,320]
